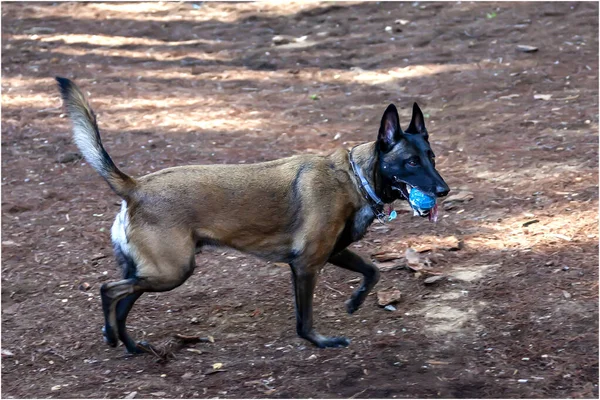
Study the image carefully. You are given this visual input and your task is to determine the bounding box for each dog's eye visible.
[407,158,419,167]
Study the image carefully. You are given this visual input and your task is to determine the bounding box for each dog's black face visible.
[376,103,450,216]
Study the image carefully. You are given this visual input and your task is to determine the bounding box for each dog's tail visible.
[56,77,136,199]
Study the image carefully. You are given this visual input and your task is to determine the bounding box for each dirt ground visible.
[1,1,598,398]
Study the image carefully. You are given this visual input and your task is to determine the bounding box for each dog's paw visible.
[345,298,360,315]
[316,336,351,348]
[102,325,118,347]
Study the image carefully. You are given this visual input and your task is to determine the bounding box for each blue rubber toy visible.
[409,187,436,210]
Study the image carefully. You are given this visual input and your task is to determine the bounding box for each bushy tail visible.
[56,77,136,199]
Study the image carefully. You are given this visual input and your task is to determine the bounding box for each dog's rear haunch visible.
[56,77,449,353]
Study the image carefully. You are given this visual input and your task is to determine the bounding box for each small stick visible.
[324,284,344,295]
[174,333,213,343]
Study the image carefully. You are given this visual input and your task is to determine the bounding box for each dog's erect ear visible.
[406,102,428,137]
[377,104,402,152]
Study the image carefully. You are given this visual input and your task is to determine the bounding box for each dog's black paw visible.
[102,325,118,347]
[345,298,360,315]
[316,336,351,348]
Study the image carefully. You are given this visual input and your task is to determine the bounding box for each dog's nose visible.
[435,185,450,197]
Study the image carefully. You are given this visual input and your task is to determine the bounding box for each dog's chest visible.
[350,205,376,241]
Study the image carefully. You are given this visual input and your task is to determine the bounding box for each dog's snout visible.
[435,184,450,197]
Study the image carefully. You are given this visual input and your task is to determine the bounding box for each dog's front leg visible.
[290,264,351,348]
[328,249,380,314]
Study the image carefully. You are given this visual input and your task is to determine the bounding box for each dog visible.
[56,77,449,353]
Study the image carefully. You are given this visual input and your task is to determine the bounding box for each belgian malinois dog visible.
[56,77,449,353]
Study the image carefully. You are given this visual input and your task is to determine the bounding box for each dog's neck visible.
[349,142,391,205]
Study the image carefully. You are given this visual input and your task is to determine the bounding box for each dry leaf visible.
[213,362,223,370]
[377,288,402,306]
[424,275,444,284]
[405,248,421,266]
[372,251,403,262]
[1,349,15,357]
[516,44,538,53]
[375,261,402,272]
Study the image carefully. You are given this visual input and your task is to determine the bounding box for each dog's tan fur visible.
[125,145,375,286]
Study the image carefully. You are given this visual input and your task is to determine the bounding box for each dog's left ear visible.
[406,102,428,139]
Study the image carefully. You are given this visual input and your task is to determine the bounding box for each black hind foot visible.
[314,336,351,348]
[301,330,351,348]
[102,325,118,347]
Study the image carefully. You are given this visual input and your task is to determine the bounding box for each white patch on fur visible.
[71,116,109,179]
[111,201,130,255]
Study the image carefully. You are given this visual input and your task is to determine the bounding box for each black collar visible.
[348,148,386,223]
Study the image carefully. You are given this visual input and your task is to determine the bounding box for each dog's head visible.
[376,103,450,217]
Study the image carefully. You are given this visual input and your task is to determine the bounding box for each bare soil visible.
[1,2,598,398]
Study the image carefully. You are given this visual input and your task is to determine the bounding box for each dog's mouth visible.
[391,179,439,222]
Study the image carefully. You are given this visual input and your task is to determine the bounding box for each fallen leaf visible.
[440,236,463,251]
[413,243,433,253]
[174,333,214,343]
[374,261,402,272]
[372,251,403,262]
[272,35,292,45]
[377,288,402,306]
[1,349,15,357]
[424,275,444,284]
[405,248,421,266]
[498,94,520,100]
[516,44,538,53]
[213,362,223,370]
[79,282,91,291]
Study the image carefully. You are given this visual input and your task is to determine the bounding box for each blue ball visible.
[409,188,436,210]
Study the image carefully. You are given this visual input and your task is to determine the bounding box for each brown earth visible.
[1,2,598,398]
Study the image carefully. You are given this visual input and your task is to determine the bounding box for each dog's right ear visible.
[377,104,402,153]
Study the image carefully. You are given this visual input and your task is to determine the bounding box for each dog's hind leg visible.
[328,249,380,314]
[116,292,144,353]
[100,278,142,348]
[108,228,197,354]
